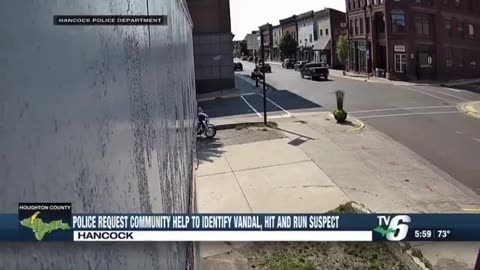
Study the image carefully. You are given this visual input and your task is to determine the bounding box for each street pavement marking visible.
[256,93,292,117]
[459,102,480,119]
[347,118,366,133]
[441,87,462,93]
[414,86,470,102]
[473,138,480,143]
[402,86,459,104]
[358,111,461,119]
[240,96,262,118]
[350,105,456,114]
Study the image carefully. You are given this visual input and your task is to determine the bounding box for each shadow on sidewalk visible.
[196,137,225,165]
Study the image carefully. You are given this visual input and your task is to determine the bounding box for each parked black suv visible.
[300,63,329,81]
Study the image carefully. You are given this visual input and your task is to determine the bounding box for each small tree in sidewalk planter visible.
[336,34,348,75]
[333,90,348,123]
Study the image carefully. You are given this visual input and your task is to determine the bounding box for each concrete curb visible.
[197,92,256,102]
[441,78,480,87]
[459,102,480,119]
[326,112,367,133]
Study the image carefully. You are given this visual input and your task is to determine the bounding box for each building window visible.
[445,20,452,37]
[458,50,464,67]
[325,28,329,36]
[394,53,407,73]
[355,19,359,35]
[458,22,464,38]
[446,47,453,67]
[391,10,406,32]
[415,15,431,36]
[360,19,364,34]
[320,29,323,36]
[366,18,370,34]
[309,34,312,43]
[469,24,475,38]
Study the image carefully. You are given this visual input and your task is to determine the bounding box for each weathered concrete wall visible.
[0,0,196,269]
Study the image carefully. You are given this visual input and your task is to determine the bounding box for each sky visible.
[230,0,346,40]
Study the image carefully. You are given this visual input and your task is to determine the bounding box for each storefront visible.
[349,40,371,73]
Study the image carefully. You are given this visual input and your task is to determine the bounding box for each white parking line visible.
[473,138,480,143]
[413,86,470,102]
[402,86,458,104]
[358,111,460,119]
[442,87,462,93]
[256,93,292,117]
[240,96,262,118]
[350,105,456,114]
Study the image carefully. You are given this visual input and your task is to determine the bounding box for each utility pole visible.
[260,26,267,125]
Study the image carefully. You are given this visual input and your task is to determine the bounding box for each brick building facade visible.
[280,15,298,60]
[187,0,234,93]
[347,0,480,81]
[313,8,347,68]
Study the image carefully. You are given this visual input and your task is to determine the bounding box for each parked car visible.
[294,61,309,71]
[257,63,272,73]
[241,56,249,61]
[251,68,264,80]
[248,56,254,62]
[300,63,329,81]
[234,62,243,71]
[282,59,295,69]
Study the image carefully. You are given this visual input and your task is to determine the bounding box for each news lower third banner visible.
[1,203,479,242]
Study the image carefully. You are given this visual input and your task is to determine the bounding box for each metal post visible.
[260,27,267,125]
[366,48,369,80]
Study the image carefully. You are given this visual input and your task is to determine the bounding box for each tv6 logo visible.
[377,215,411,241]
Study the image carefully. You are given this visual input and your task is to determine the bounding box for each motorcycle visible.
[197,108,216,139]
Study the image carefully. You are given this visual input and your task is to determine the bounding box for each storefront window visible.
[395,53,407,73]
[418,53,432,68]
[446,48,453,67]
[391,10,406,32]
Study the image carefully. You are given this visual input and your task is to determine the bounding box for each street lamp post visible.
[260,27,267,125]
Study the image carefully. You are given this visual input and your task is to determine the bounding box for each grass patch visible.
[327,202,361,214]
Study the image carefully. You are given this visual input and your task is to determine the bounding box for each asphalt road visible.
[201,60,480,195]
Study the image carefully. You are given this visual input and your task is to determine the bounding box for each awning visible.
[313,39,331,51]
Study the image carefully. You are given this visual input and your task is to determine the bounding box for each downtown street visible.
[200,60,480,195]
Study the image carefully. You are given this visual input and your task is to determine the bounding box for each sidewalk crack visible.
[224,156,253,213]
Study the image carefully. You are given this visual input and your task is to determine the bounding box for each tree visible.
[239,40,249,56]
[278,32,298,60]
[336,33,349,75]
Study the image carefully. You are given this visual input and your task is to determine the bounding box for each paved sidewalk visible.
[196,112,480,270]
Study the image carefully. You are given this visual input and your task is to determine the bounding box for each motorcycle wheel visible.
[205,124,216,139]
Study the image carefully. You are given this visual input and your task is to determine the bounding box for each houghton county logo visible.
[20,211,70,240]
[18,203,72,241]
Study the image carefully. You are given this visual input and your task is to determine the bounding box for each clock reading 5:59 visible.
[414,229,433,239]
